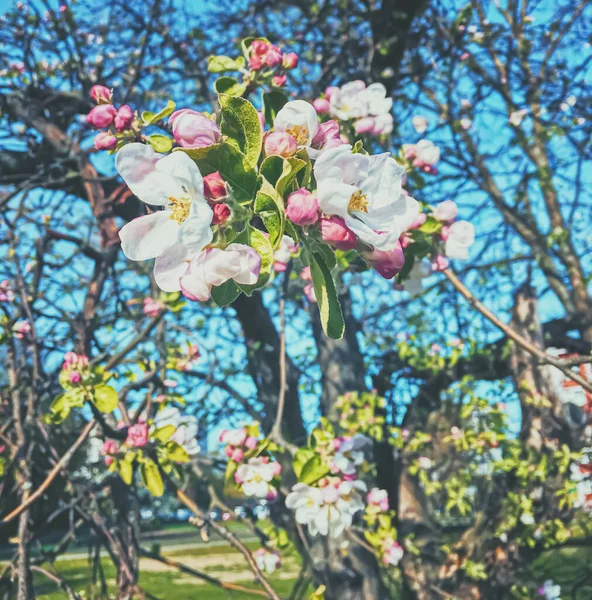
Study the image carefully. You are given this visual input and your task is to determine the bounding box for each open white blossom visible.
[116,143,214,292]
[235,458,277,498]
[153,405,200,455]
[274,100,320,148]
[314,145,418,251]
[401,260,432,296]
[333,434,371,475]
[445,221,475,260]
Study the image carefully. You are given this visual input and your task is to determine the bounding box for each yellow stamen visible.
[168,196,191,223]
[286,125,309,146]
[348,190,369,214]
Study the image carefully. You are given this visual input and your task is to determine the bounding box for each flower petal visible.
[119,212,178,261]
[153,242,189,292]
[155,151,204,199]
[178,202,214,254]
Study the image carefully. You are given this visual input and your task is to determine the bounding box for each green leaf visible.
[418,216,442,234]
[214,77,247,97]
[92,385,119,413]
[211,279,241,307]
[175,143,257,204]
[141,100,176,126]
[276,157,306,197]
[166,442,190,463]
[262,90,288,127]
[48,393,72,423]
[140,458,164,497]
[259,155,284,187]
[293,448,315,478]
[308,250,344,339]
[147,134,173,154]
[118,458,134,485]
[299,455,330,485]
[207,55,245,73]
[219,94,262,168]
[152,425,175,443]
[255,177,285,248]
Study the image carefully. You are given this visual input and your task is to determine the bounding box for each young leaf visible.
[299,455,330,485]
[214,77,247,97]
[147,134,173,154]
[262,90,288,126]
[309,250,345,340]
[140,458,165,497]
[118,458,134,485]
[207,55,245,73]
[276,157,306,198]
[152,425,175,443]
[141,100,176,126]
[211,279,241,307]
[218,94,262,168]
[92,385,119,413]
[255,177,285,248]
[166,442,190,463]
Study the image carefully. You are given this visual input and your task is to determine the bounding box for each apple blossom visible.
[180,244,261,302]
[431,255,450,272]
[273,235,298,271]
[329,80,368,120]
[311,120,344,152]
[509,109,527,126]
[367,488,389,512]
[412,115,429,133]
[444,221,475,260]
[245,436,258,450]
[537,581,561,600]
[254,549,281,573]
[143,297,164,317]
[272,74,287,87]
[382,539,404,566]
[116,143,214,292]
[114,104,134,131]
[304,283,316,302]
[235,457,278,498]
[332,434,370,475]
[282,52,298,69]
[417,456,433,469]
[169,109,221,149]
[314,145,419,251]
[94,132,117,150]
[354,117,375,134]
[231,448,244,462]
[0,280,14,302]
[90,84,112,104]
[125,423,149,448]
[400,261,432,296]
[362,242,405,279]
[212,203,231,225]
[286,188,319,226]
[319,216,357,250]
[86,104,117,128]
[13,320,31,339]
[153,405,200,455]
[102,439,119,466]
[324,86,339,101]
[220,428,248,446]
[274,100,320,151]
[433,200,457,222]
[404,139,440,168]
[203,172,228,201]
[264,131,297,158]
[264,45,282,68]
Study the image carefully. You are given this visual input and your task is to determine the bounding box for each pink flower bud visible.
[94,132,117,150]
[354,117,376,134]
[231,448,244,462]
[304,283,316,303]
[325,86,339,101]
[363,242,405,279]
[90,84,112,104]
[203,172,228,201]
[125,424,148,448]
[440,225,450,242]
[234,471,245,484]
[69,371,82,384]
[265,45,282,68]
[266,487,279,501]
[407,213,427,230]
[245,436,258,450]
[64,351,78,364]
[320,216,357,250]
[114,105,134,132]
[272,74,287,87]
[102,439,119,455]
[282,52,298,69]
[431,255,450,272]
[433,200,458,222]
[86,104,117,128]
[264,131,297,157]
[286,188,319,226]
[169,109,221,149]
[256,111,265,130]
[313,98,330,114]
[251,40,269,56]
[271,461,282,477]
[224,444,235,458]
[212,203,231,225]
[332,438,342,451]
[248,55,264,70]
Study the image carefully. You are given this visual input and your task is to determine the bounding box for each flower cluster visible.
[86,84,135,150]
[0,280,14,303]
[246,39,298,88]
[254,548,281,573]
[235,457,282,500]
[314,81,393,136]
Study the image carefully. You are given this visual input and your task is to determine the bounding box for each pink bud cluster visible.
[125,423,149,448]
[62,351,90,384]
[176,344,201,371]
[0,280,15,303]
[247,40,298,88]
[382,539,404,566]
[12,320,31,340]
[220,427,258,463]
[301,266,316,303]
[102,439,119,466]
[86,85,134,150]
[202,171,231,225]
[143,297,165,318]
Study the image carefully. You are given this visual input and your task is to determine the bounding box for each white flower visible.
[273,235,298,270]
[116,143,214,292]
[412,115,429,134]
[445,221,475,260]
[153,406,200,455]
[402,260,432,296]
[539,580,561,600]
[286,479,366,537]
[460,118,472,130]
[235,458,277,498]
[509,109,527,126]
[417,456,433,469]
[520,512,535,525]
[314,145,418,251]
[433,200,457,222]
[357,83,393,117]
[254,549,280,573]
[382,539,404,566]
[329,80,368,120]
[180,244,261,302]
[333,434,370,475]
[274,100,320,149]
